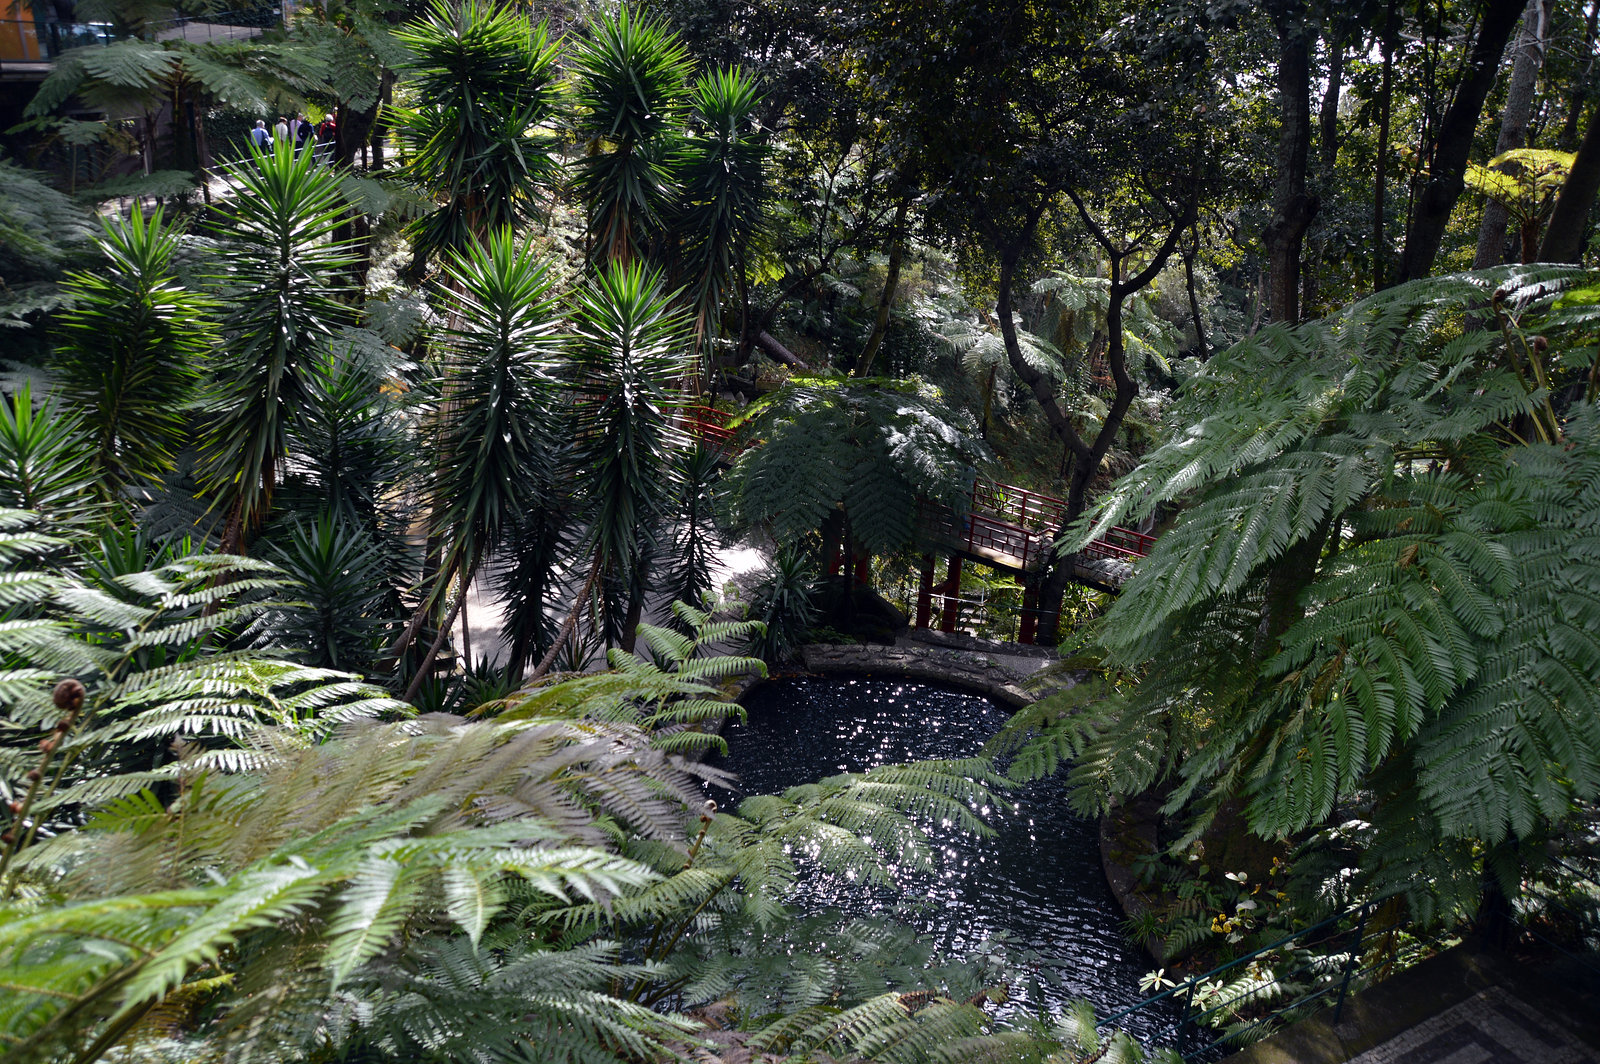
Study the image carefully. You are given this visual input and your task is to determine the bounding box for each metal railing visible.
[1099,902,1382,1061]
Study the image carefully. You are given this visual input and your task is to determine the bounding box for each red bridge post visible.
[940,557,962,633]
[915,555,934,629]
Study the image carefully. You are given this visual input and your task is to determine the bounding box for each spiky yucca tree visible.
[0,386,104,536]
[199,141,354,553]
[673,67,768,365]
[994,266,1600,921]
[571,4,692,268]
[51,205,213,495]
[395,0,563,266]
[393,229,565,693]
[548,261,689,661]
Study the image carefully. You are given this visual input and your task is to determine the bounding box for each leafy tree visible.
[998,267,1600,920]
[51,205,213,495]
[0,164,96,343]
[660,444,726,621]
[724,378,987,560]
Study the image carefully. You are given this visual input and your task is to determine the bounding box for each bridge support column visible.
[915,555,934,629]
[1019,583,1039,645]
[940,557,962,634]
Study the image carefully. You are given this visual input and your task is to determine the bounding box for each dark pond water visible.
[711,675,1179,1033]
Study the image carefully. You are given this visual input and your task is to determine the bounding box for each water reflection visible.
[712,676,1174,1032]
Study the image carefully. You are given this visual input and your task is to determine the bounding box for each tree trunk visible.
[1303,21,1347,317]
[855,197,911,377]
[1560,2,1600,149]
[1184,244,1209,360]
[1473,0,1554,269]
[1374,0,1398,289]
[1264,2,1318,324]
[1399,0,1528,282]
[1537,106,1600,262]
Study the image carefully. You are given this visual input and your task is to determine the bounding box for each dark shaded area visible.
[713,676,1181,1034]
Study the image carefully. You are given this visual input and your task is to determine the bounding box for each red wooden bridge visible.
[681,403,1155,641]
[682,403,1153,568]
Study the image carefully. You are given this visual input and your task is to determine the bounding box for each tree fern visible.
[725,377,988,556]
[1015,267,1600,916]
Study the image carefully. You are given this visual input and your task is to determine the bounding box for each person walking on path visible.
[315,111,337,165]
[250,119,270,151]
[293,113,313,157]
[274,115,289,144]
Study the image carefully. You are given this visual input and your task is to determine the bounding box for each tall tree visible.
[1263,0,1319,324]
[1473,0,1556,268]
[570,4,693,269]
[1003,267,1600,917]
[51,205,213,495]
[849,0,1213,641]
[201,143,354,553]
[394,0,563,269]
[1398,0,1530,280]
[393,229,564,693]
[1538,105,1600,261]
[554,262,689,661]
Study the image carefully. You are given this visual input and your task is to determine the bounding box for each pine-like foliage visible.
[672,67,768,353]
[570,3,692,267]
[427,228,564,583]
[725,378,988,557]
[568,261,690,627]
[998,266,1600,916]
[0,387,106,536]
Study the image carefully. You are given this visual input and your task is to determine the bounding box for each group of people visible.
[249,111,338,164]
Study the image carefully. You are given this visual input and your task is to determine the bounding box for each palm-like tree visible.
[673,67,769,373]
[393,228,564,695]
[0,385,105,536]
[394,0,563,268]
[52,205,213,495]
[570,4,692,268]
[199,141,354,553]
[533,262,689,668]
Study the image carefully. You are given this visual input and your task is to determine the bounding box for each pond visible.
[712,675,1176,1034]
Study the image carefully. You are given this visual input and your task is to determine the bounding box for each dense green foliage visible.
[995,267,1600,919]
[3,0,1600,1059]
